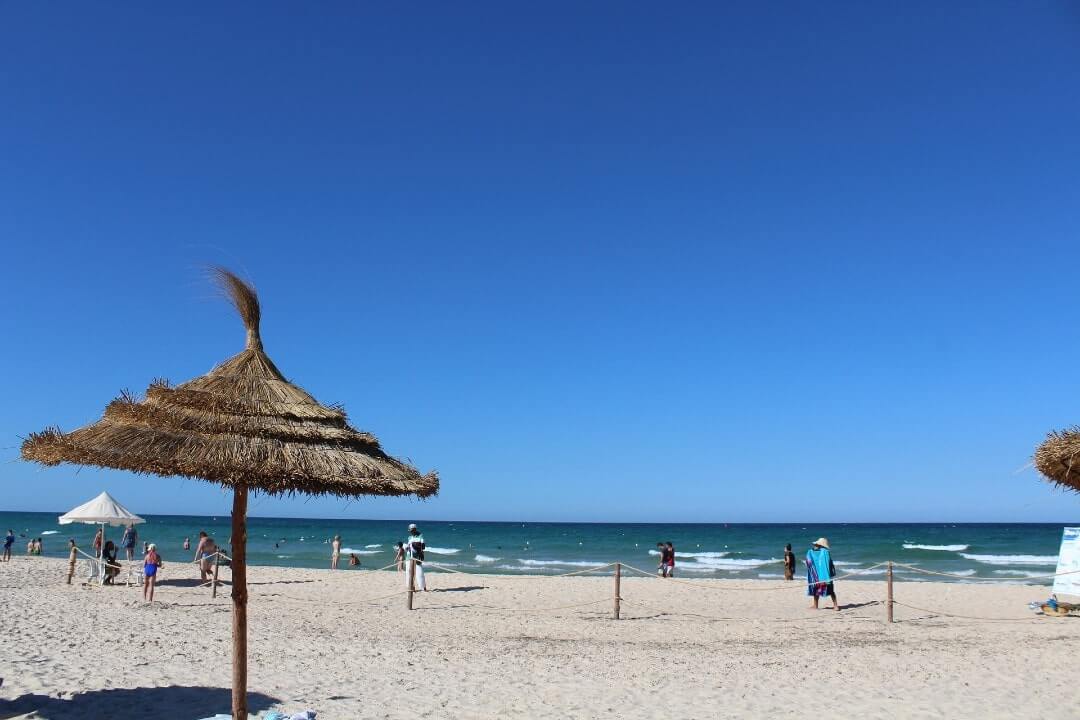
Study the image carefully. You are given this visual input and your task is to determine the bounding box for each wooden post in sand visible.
[212,551,221,599]
[407,559,416,610]
[231,484,249,720]
[614,562,622,620]
[886,561,894,624]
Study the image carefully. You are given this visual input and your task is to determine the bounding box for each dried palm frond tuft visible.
[1034,427,1080,492]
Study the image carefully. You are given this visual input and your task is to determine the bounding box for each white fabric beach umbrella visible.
[59,491,145,579]
[59,491,145,527]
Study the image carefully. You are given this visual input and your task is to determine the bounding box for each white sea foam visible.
[474,554,499,563]
[758,573,785,578]
[903,544,969,552]
[960,554,1057,566]
[426,547,460,555]
[518,557,613,569]
[649,549,729,559]
[340,548,380,555]
[364,544,382,549]
[992,569,1050,578]
[688,557,779,570]
[40,530,60,536]
[834,561,862,567]
[949,569,977,577]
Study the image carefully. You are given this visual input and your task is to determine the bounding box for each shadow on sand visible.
[431,585,486,593]
[0,684,278,720]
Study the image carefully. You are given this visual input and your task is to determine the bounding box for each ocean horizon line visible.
[3,510,1078,526]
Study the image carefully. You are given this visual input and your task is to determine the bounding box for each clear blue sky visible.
[2,3,1079,522]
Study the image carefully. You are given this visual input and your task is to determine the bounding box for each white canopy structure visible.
[59,491,145,527]
[59,491,145,584]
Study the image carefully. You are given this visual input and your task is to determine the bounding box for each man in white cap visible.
[404,523,427,591]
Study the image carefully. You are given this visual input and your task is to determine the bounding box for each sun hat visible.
[147,543,156,550]
[408,523,417,531]
[812,537,830,549]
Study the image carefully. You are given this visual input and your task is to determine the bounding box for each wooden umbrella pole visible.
[231,484,249,720]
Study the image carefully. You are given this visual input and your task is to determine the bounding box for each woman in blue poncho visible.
[806,537,838,611]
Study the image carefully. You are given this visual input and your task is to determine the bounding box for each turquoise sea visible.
[2,512,1074,584]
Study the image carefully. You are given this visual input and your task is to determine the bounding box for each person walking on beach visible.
[394,541,405,572]
[193,531,211,581]
[3,529,13,562]
[806,538,838,611]
[121,523,138,561]
[331,535,342,570]
[92,528,103,558]
[784,543,796,581]
[143,543,162,603]
[666,542,676,578]
[656,543,667,576]
[67,539,79,584]
[403,523,427,591]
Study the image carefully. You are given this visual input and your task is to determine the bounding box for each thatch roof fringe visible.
[1034,427,1080,492]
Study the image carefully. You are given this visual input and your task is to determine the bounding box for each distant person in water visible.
[3,529,14,562]
[67,539,78,584]
[394,542,405,572]
[182,537,190,551]
[349,553,360,568]
[143,544,162,603]
[665,542,676,578]
[331,535,342,570]
[806,538,838,611]
[784,544,796,581]
[656,543,668,577]
[403,524,427,591]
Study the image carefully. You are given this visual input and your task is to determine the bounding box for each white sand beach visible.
[0,557,1075,719]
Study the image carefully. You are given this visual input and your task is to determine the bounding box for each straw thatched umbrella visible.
[1034,427,1080,492]
[22,269,438,719]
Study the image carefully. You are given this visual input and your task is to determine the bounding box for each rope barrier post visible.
[614,562,621,620]
[407,559,416,611]
[212,552,221,599]
[886,561,893,624]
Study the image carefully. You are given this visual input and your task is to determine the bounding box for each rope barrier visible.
[417,592,613,615]
[425,561,618,579]
[619,561,891,591]
[257,588,412,606]
[33,552,1076,624]
[891,600,1036,623]
[889,562,1080,583]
